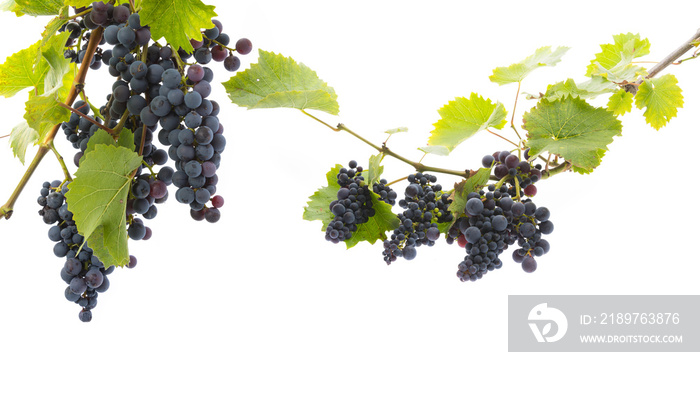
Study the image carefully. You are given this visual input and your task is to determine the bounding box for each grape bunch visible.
[325,160,376,244]
[372,179,398,205]
[41,2,252,321]
[59,2,250,226]
[483,150,542,197]
[446,179,553,282]
[38,181,125,322]
[382,172,452,264]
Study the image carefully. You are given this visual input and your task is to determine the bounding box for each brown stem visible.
[1,27,104,221]
[1,145,51,219]
[59,102,113,134]
[487,129,518,147]
[646,28,700,79]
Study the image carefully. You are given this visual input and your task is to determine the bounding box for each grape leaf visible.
[527,77,617,102]
[41,6,70,47]
[489,46,569,86]
[23,31,74,140]
[344,191,398,249]
[428,93,506,152]
[223,50,340,115]
[607,89,633,116]
[8,120,39,164]
[1,0,62,15]
[303,164,399,249]
[139,0,216,53]
[385,126,408,135]
[586,33,650,77]
[634,74,683,130]
[302,164,342,228]
[65,144,142,268]
[0,40,48,97]
[417,146,450,156]
[447,167,491,217]
[41,30,72,92]
[65,0,108,8]
[523,96,622,174]
[367,154,384,187]
[3,32,70,162]
[83,128,134,159]
[586,53,647,84]
[24,69,74,140]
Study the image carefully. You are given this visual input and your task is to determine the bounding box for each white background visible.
[1,0,698,408]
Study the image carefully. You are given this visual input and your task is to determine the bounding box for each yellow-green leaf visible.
[607,89,633,116]
[586,33,650,76]
[224,50,339,115]
[24,68,74,140]
[428,93,507,152]
[8,120,39,164]
[634,74,684,130]
[529,77,617,102]
[139,0,216,53]
[41,6,70,47]
[0,40,48,97]
[490,46,569,86]
[2,0,62,15]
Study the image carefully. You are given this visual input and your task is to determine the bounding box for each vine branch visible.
[645,28,700,79]
[301,110,472,178]
[1,27,104,220]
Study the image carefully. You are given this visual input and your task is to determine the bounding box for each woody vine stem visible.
[1,27,105,220]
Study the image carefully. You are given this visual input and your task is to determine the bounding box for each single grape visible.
[522,256,537,273]
[235,38,253,55]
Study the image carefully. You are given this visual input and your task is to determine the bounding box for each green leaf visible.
[447,167,491,217]
[65,0,108,8]
[24,68,74,139]
[607,89,633,116]
[23,31,75,139]
[489,46,569,86]
[41,6,70,47]
[83,128,134,154]
[139,0,216,53]
[0,40,48,97]
[367,154,384,187]
[2,0,62,15]
[303,164,399,249]
[428,92,507,152]
[41,31,72,92]
[8,120,39,164]
[523,96,622,173]
[384,126,408,135]
[586,33,650,77]
[65,144,142,268]
[587,58,647,84]
[344,192,398,249]
[634,74,683,130]
[223,50,340,115]
[116,128,135,151]
[303,164,342,229]
[527,77,617,102]
[417,145,450,156]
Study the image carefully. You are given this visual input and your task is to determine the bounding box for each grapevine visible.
[0,0,699,322]
[1,0,251,321]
